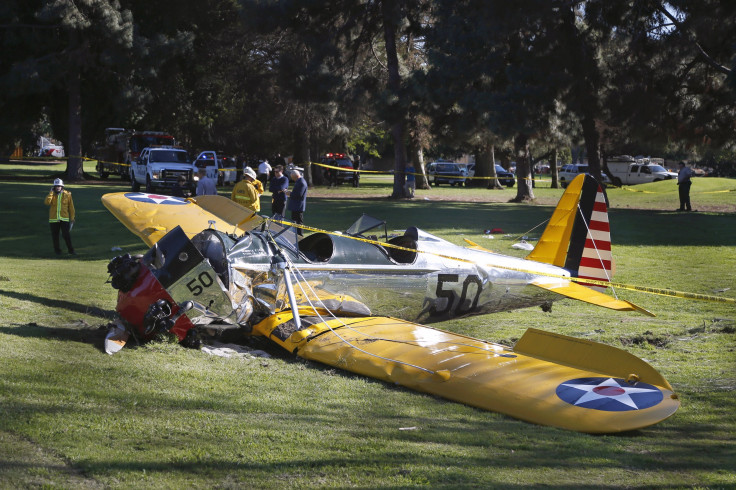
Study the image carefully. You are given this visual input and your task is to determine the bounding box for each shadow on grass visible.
[0,323,108,352]
[0,288,116,319]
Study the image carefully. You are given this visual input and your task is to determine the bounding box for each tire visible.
[613,177,622,187]
[561,180,567,188]
[145,175,153,193]
[131,172,140,191]
[506,181,515,188]
[654,178,662,182]
[99,171,109,179]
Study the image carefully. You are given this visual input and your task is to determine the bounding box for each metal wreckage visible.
[101,174,680,433]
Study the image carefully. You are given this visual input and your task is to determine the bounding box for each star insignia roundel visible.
[124,192,189,205]
[556,377,663,412]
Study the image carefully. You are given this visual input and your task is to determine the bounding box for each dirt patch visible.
[619,330,672,348]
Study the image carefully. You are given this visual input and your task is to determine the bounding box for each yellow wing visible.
[101,192,262,247]
[253,312,679,433]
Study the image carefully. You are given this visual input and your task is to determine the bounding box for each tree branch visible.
[656,4,731,76]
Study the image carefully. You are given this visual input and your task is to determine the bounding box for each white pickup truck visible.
[193,151,236,185]
[130,146,195,193]
[606,157,677,186]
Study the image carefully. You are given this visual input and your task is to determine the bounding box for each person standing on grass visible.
[231,166,262,213]
[257,159,272,188]
[677,161,693,211]
[269,165,289,215]
[172,175,192,198]
[45,178,76,255]
[196,168,217,196]
[405,163,416,198]
[286,169,308,235]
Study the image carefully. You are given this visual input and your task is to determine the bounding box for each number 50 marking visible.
[431,273,482,317]
[186,271,214,296]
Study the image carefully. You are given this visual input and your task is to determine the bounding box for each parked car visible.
[460,164,514,187]
[494,164,515,187]
[559,164,611,188]
[322,153,358,186]
[427,161,469,186]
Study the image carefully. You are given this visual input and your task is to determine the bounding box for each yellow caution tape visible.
[267,218,735,306]
[311,161,548,182]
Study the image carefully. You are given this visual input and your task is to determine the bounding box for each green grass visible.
[1,161,735,488]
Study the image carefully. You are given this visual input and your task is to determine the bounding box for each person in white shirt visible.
[257,159,272,188]
[196,168,218,196]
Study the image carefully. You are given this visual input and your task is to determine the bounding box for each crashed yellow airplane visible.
[102,174,679,433]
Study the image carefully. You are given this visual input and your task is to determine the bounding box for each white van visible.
[606,156,677,186]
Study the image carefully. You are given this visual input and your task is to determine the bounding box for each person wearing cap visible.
[44,178,76,255]
[231,166,262,212]
[286,169,308,236]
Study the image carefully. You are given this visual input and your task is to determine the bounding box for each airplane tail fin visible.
[526,174,612,291]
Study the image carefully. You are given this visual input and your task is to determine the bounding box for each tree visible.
[426,1,576,201]
[0,0,136,180]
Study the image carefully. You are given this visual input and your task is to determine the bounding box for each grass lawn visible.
[0,160,735,488]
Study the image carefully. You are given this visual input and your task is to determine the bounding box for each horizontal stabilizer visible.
[462,238,494,253]
[532,279,655,316]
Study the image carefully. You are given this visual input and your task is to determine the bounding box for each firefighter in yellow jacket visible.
[231,166,262,213]
[44,178,76,255]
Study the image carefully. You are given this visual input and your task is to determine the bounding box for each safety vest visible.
[45,190,75,223]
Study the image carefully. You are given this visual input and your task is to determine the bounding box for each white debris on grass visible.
[201,341,271,359]
[511,240,534,251]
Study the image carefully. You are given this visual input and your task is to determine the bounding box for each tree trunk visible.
[382,0,407,198]
[478,143,502,189]
[66,67,83,181]
[295,129,313,186]
[581,110,603,183]
[550,148,559,188]
[411,146,430,189]
[512,134,535,202]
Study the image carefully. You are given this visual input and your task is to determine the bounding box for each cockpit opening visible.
[298,233,334,262]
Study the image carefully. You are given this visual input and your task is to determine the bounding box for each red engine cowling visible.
[116,266,195,341]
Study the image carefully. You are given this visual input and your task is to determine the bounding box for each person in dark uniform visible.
[286,169,308,235]
[677,162,693,211]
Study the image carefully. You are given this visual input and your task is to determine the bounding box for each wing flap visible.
[532,279,655,316]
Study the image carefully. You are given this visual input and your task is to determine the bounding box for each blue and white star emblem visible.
[124,192,189,205]
[556,377,663,412]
